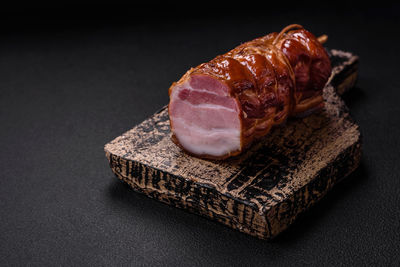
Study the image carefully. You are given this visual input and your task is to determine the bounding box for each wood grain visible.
[104,49,361,240]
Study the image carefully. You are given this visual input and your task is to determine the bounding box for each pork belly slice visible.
[169,74,242,158]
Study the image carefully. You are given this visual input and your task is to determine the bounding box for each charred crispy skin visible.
[168,24,332,159]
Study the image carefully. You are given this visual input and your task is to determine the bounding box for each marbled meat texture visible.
[168,24,331,159]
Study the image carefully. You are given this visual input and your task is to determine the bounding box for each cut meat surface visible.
[169,75,241,157]
[168,24,332,159]
[172,119,240,157]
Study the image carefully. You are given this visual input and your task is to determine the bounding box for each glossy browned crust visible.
[168,24,332,159]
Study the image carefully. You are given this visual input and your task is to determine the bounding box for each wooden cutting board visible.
[105,49,361,240]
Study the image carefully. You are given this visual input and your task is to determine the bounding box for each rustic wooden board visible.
[105,49,361,240]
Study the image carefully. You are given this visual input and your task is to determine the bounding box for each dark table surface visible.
[1,3,399,266]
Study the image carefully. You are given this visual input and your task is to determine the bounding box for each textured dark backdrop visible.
[1,3,399,266]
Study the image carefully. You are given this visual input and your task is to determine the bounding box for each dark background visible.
[1,2,399,266]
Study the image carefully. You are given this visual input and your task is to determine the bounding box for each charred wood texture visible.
[105,49,361,240]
